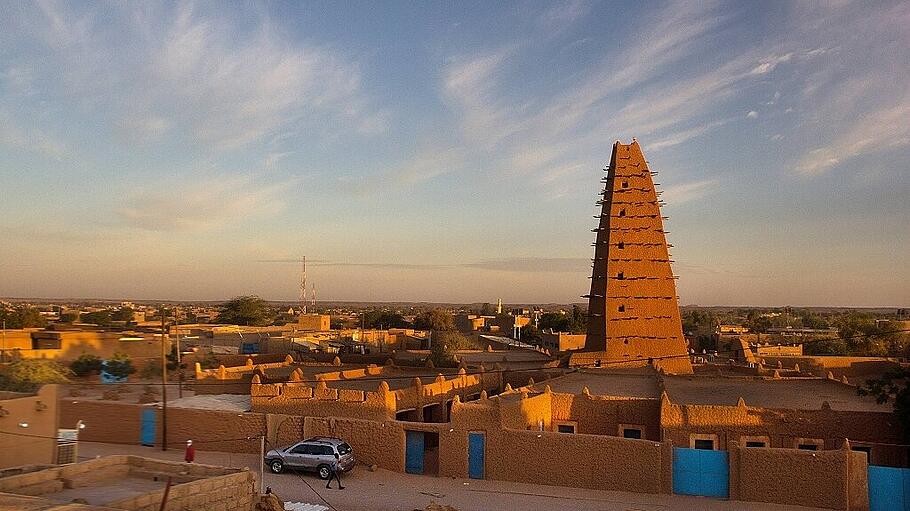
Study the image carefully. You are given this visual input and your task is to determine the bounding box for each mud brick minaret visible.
[572,140,692,374]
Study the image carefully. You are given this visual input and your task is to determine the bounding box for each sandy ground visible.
[76,442,825,511]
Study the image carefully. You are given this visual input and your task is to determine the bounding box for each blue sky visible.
[1,1,908,306]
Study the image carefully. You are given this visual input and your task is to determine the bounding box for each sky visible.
[0,1,908,307]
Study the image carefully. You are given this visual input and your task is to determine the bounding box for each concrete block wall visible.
[108,471,255,511]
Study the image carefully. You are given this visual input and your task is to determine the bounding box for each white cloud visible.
[746,110,759,119]
[536,1,591,33]
[796,95,910,175]
[750,53,793,75]
[660,179,717,205]
[6,3,384,151]
[118,173,291,231]
[648,119,730,151]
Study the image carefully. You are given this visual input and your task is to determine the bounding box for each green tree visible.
[413,309,455,332]
[0,306,48,329]
[58,311,79,323]
[104,352,137,379]
[744,311,772,333]
[111,307,134,323]
[216,296,275,326]
[859,367,910,441]
[70,354,104,377]
[0,359,71,392]
[81,310,113,327]
[519,324,543,345]
[538,313,571,332]
[569,305,587,334]
[362,310,409,329]
[429,331,478,367]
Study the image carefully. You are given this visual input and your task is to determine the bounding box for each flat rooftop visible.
[663,376,890,412]
[42,475,165,507]
[533,368,660,398]
[326,368,449,391]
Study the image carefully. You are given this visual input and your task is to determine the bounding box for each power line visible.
[38,327,910,387]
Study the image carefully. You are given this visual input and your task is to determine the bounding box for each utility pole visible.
[160,307,168,451]
[175,307,182,399]
[259,435,265,493]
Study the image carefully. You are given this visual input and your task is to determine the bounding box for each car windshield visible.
[337,443,352,455]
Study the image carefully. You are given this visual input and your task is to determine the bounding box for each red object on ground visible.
[184,444,195,463]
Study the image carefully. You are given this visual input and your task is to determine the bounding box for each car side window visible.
[318,445,334,456]
[290,444,311,454]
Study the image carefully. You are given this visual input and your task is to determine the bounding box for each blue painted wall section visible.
[869,465,910,511]
[672,447,729,498]
[140,408,156,447]
[405,430,424,475]
[468,432,485,479]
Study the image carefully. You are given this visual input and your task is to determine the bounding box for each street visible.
[78,442,824,511]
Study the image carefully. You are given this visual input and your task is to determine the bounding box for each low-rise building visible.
[297,314,331,331]
[539,332,586,353]
[0,385,59,469]
[0,455,256,510]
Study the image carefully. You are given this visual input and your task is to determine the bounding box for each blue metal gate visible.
[405,431,424,474]
[140,409,156,446]
[468,432,485,479]
[869,465,910,511]
[672,447,729,498]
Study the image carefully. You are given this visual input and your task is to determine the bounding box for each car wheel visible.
[270,460,284,474]
[317,465,331,480]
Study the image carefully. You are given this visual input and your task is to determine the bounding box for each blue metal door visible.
[140,409,156,446]
[468,432,485,479]
[672,447,729,498]
[869,465,910,511]
[405,431,424,474]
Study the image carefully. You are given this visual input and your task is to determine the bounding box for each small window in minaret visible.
[618,305,625,312]
[618,242,625,249]
[617,272,624,280]
[619,209,626,217]
[621,181,629,188]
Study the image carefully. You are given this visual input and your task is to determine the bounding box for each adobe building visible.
[538,331,586,353]
[0,385,59,469]
[575,140,692,374]
[297,313,331,332]
[0,455,256,511]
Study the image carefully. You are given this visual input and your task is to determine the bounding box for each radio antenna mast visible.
[299,256,307,315]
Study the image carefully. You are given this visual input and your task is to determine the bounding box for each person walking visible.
[184,440,195,463]
[325,453,344,490]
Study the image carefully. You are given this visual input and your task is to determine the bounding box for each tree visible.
[569,305,587,334]
[81,310,112,327]
[104,352,137,379]
[479,303,494,316]
[520,324,543,345]
[361,310,409,329]
[413,309,455,332]
[111,307,134,323]
[70,354,104,377]
[538,313,571,332]
[429,331,478,367]
[859,367,910,442]
[58,311,79,323]
[0,306,47,329]
[216,296,275,326]
[0,359,71,392]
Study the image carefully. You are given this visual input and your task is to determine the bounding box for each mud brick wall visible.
[59,399,145,445]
